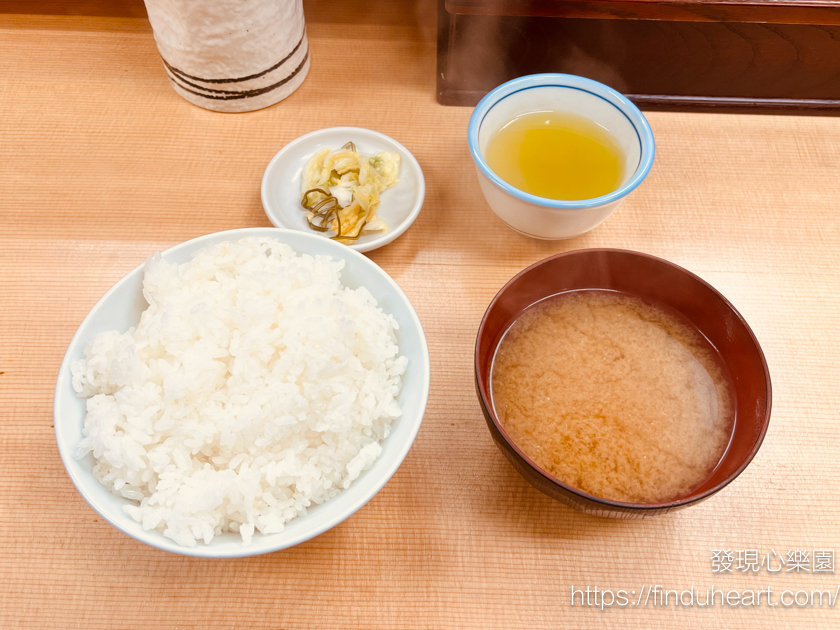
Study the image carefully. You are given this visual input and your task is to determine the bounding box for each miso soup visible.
[491,290,735,504]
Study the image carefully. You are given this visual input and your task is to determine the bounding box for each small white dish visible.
[54,227,430,558]
[468,74,655,240]
[261,127,425,253]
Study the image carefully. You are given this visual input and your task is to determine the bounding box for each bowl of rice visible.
[54,228,430,557]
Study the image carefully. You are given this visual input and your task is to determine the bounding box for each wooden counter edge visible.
[444,0,840,26]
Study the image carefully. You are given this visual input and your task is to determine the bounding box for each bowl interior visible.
[476,85,642,189]
[475,249,771,508]
[261,127,424,253]
[55,228,430,557]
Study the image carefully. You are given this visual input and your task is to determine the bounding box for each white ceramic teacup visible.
[468,74,655,240]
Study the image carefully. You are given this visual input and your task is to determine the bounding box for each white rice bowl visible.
[54,228,429,557]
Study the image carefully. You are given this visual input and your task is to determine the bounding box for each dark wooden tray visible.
[437,0,840,112]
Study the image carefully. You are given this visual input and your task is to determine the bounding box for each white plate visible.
[261,127,425,252]
[54,228,430,558]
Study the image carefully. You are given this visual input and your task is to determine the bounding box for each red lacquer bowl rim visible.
[474,248,773,512]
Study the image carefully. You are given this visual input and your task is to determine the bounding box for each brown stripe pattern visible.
[162,29,308,102]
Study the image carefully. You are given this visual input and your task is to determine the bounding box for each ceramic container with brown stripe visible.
[144,0,310,112]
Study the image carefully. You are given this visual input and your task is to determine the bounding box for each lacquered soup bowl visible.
[475,249,771,518]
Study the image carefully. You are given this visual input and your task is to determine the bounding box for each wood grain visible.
[437,1,840,110]
[445,0,840,25]
[1,2,840,628]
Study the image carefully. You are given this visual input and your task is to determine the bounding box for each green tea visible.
[485,111,623,201]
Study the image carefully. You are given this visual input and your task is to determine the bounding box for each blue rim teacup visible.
[468,74,656,240]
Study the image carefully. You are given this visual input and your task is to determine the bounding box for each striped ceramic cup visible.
[144,0,310,112]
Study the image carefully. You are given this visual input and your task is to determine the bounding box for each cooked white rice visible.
[71,236,407,547]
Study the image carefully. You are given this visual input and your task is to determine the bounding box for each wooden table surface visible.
[2,2,839,628]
